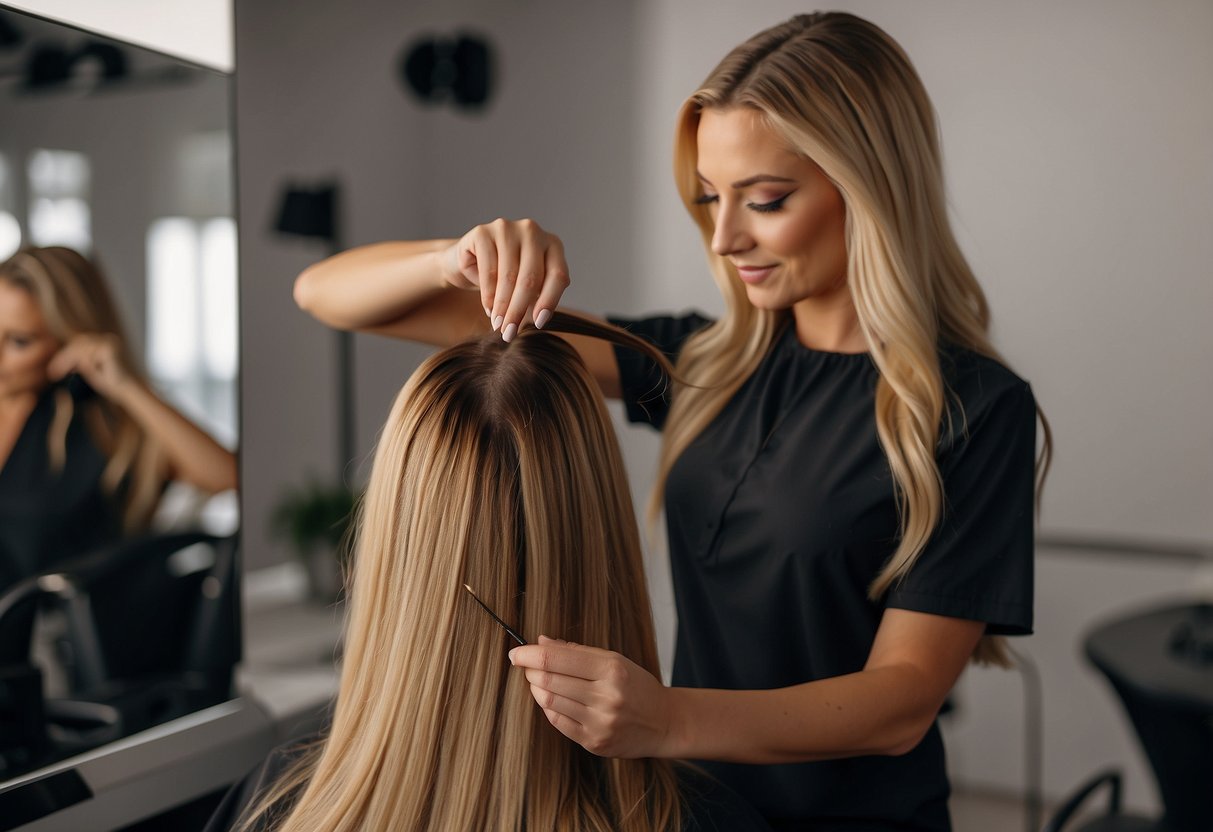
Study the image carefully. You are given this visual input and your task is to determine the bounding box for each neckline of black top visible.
[779,320,873,364]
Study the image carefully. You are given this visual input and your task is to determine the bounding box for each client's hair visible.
[239,313,683,831]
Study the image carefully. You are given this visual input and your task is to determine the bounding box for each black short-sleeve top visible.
[0,389,123,590]
[609,312,1037,832]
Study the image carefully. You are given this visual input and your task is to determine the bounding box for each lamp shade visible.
[274,184,338,244]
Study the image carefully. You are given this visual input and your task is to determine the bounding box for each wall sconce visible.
[400,33,493,111]
[23,40,128,91]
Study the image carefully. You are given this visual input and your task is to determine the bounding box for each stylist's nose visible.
[710,202,751,257]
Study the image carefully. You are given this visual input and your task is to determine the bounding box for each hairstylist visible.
[0,246,237,590]
[294,13,1049,830]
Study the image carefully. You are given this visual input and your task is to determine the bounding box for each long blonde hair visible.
[659,12,1051,666]
[239,314,683,831]
[0,246,168,533]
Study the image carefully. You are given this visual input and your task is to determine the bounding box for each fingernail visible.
[491,315,503,331]
[534,309,552,330]
[502,323,517,343]
[484,305,492,317]
[508,648,518,664]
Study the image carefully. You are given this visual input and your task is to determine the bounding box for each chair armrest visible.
[1042,768,1123,832]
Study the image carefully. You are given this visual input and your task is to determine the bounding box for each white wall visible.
[5,0,232,71]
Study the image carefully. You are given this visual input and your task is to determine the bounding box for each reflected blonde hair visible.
[660,12,1051,666]
[0,246,167,533]
[239,313,683,831]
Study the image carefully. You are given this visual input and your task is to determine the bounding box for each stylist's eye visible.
[693,193,718,206]
[749,194,789,213]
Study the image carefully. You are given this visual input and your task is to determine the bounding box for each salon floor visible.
[237,564,1054,832]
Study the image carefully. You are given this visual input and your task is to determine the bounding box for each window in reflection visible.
[0,153,19,259]
[147,216,238,447]
[0,213,18,260]
[27,149,91,251]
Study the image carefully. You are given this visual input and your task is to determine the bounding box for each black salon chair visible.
[0,530,241,774]
[50,530,241,725]
[0,577,52,774]
[1043,601,1213,832]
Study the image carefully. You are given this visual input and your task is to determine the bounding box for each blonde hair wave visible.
[0,246,168,533]
[239,314,684,831]
[658,12,1051,667]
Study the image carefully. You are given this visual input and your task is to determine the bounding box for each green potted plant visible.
[270,479,359,603]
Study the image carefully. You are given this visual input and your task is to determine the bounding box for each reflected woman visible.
[206,315,768,832]
[0,246,237,590]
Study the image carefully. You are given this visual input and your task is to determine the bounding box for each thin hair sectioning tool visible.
[463,583,527,646]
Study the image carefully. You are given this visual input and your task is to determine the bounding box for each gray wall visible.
[631,0,1213,545]
[236,0,644,574]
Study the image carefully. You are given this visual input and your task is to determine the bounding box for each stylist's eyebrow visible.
[696,172,797,189]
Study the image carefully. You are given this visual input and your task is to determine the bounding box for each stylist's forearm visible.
[114,381,237,493]
[293,239,456,330]
[665,664,937,764]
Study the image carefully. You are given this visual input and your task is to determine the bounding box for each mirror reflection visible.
[0,7,238,781]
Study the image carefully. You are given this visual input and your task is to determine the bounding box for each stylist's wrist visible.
[660,686,695,759]
[107,374,146,409]
[434,244,461,289]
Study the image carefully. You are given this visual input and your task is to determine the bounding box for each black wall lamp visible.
[24,39,128,90]
[400,33,494,111]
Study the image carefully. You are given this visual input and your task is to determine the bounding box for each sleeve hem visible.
[886,589,1033,636]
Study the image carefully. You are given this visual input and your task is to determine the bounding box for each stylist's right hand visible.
[510,635,677,759]
[442,218,570,341]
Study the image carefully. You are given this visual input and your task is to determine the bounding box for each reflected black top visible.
[610,313,1037,832]
[203,735,773,832]
[0,389,123,590]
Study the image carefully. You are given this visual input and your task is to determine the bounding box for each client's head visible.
[254,314,680,832]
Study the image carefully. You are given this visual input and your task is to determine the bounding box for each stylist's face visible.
[696,107,848,313]
[0,281,58,400]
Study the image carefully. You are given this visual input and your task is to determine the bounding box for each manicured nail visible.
[502,323,518,343]
[491,315,503,332]
[534,308,552,330]
[508,648,518,664]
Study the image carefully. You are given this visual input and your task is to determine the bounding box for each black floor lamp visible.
[273,182,355,481]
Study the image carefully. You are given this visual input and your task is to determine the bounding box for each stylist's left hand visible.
[47,333,136,401]
[510,635,677,759]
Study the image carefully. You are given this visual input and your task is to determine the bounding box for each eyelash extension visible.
[749,195,789,213]
[692,193,790,213]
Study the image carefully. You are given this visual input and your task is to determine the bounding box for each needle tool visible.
[463,583,527,646]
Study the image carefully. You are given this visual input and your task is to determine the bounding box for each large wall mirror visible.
[0,5,239,784]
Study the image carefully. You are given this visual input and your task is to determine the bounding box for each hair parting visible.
[236,313,684,831]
